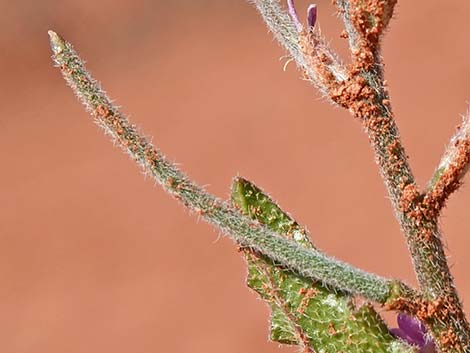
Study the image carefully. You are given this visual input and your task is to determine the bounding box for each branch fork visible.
[49,1,470,352]
[253,1,470,352]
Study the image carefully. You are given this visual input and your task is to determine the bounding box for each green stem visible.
[330,3,470,352]
[48,30,410,305]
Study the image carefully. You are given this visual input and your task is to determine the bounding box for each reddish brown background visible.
[2,1,470,352]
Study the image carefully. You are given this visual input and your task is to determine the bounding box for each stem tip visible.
[48,30,66,55]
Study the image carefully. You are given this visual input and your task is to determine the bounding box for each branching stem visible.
[331,2,470,352]
[251,0,347,94]
[251,0,470,351]
[49,0,470,349]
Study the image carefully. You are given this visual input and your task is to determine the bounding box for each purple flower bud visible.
[390,313,436,353]
[287,0,303,32]
[307,4,317,29]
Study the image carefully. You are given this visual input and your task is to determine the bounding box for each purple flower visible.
[287,0,317,32]
[390,313,436,353]
[307,4,317,29]
[287,0,303,32]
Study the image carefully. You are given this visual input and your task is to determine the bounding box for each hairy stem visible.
[334,0,361,52]
[425,112,470,216]
[254,0,470,350]
[329,2,470,352]
[48,30,410,304]
[251,0,343,93]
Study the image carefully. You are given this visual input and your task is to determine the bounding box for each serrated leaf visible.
[231,177,415,353]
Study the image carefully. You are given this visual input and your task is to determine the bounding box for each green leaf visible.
[231,177,414,353]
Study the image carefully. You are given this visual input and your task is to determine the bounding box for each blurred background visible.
[2,1,470,352]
